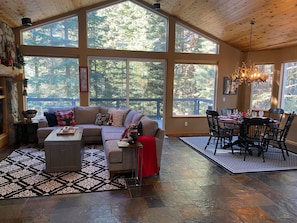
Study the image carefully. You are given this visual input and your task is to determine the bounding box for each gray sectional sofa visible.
[37,106,164,176]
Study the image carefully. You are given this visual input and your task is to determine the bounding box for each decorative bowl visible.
[22,109,37,122]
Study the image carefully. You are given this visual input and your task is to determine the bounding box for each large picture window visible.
[24,56,79,115]
[87,1,167,52]
[22,16,78,47]
[281,62,297,112]
[89,58,165,120]
[251,64,274,110]
[173,64,216,116]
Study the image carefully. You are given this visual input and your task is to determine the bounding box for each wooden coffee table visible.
[44,127,84,173]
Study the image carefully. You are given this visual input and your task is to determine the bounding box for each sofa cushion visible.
[48,107,74,113]
[37,127,57,138]
[56,109,76,126]
[75,124,102,136]
[140,116,159,136]
[94,113,110,126]
[98,106,109,114]
[44,112,58,127]
[101,126,124,142]
[75,106,100,124]
[122,107,131,125]
[101,125,125,133]
[102,132,123,142]
[131,112,144,125]
[124,110,137,128]
[104,140,123,163]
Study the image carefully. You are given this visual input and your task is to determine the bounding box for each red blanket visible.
[137,136,159,178]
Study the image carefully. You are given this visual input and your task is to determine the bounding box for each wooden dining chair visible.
[239,117,270,162]
[204,110,234,155]
[263,112,296,160]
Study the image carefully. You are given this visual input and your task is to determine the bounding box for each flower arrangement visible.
[121,123,138,144]
[129,124,138,130]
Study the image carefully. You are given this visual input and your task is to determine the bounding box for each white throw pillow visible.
[108,108,124,127]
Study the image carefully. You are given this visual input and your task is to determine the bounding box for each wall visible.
[240,46,297,145]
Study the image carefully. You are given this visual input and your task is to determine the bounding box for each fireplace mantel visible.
[0,64,21,77]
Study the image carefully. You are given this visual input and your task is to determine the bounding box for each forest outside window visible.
[175,23,218,54]
[87,1,168,52]
[24,56,79,116]
[22,16,78,47]
[251,64,274,110]
[89,58,165,121]
[173,64,216,116]
[281,62,297,112]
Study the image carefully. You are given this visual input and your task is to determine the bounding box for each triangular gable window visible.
[87,1,167,52]
[175,23,218,54]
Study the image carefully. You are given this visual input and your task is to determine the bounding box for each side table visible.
[14,121,38,147]
[117,140,143,187]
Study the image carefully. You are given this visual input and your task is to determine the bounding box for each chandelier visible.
[230,20,268,86]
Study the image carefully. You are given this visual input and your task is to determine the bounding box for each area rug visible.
[180,136,297,174]
[0,145,126,199]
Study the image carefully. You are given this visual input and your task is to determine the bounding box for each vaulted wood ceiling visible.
[1,0,297,52]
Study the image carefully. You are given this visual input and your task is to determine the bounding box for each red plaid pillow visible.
[55,110,76,126]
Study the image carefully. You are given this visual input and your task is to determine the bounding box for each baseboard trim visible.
[165,132,208,137]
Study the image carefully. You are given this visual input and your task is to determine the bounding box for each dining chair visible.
[239,117,270,162]
[204,110,234,155]
[268,108,285,124]
[263,112,296,160]
[221,108,240,135]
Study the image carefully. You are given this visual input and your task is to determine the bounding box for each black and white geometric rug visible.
[180,136,297,174]
[0,145,126,199]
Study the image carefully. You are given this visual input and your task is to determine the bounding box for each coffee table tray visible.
[56,127,76,136]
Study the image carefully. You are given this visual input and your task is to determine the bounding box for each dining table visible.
[218,115,280,151]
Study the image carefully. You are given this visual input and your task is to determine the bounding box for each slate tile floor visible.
[1,137,297,222]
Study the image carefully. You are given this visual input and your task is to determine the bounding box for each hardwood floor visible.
[0,137,297,222]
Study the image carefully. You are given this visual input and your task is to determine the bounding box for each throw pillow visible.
[107,108,115,125]
[95,113,110,126]
[56,109,76,126]
[44,112,58,127]
[131,112,144,125]
[108,108,124,127]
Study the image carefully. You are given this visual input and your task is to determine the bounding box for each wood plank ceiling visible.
[1,0,297,52]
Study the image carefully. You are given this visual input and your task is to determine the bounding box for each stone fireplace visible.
[0,21,24,147]
[0,74,22,147]
[6,77,21,145]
